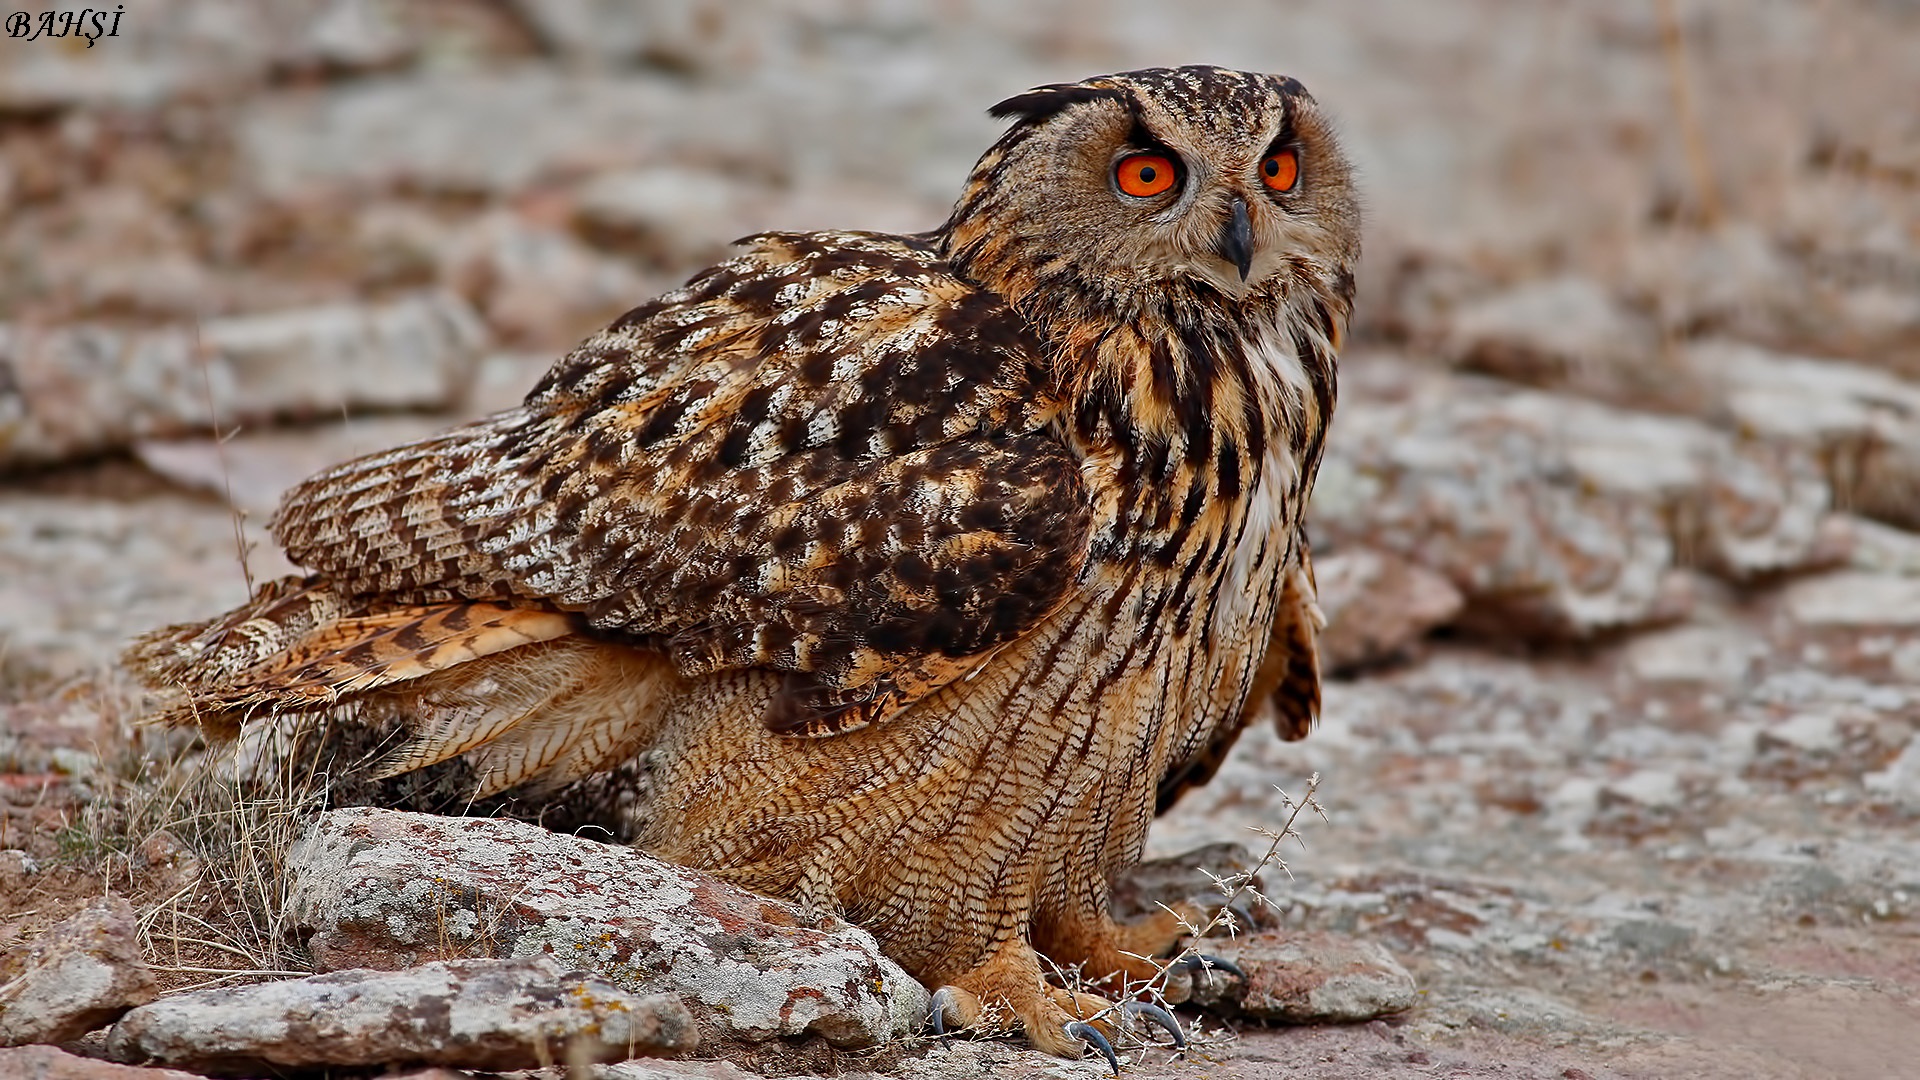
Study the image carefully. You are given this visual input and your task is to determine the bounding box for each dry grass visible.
[45,692,341,994]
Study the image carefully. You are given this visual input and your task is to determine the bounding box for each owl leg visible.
[923,937,1126,1064]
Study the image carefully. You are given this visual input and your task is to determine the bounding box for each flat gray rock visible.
[105,954,694,1073]
[0,292,485,468]
[286,808,928,1052]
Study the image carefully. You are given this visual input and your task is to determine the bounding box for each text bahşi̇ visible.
[7,6,124,46]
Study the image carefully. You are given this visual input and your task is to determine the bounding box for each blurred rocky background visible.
[2,2,1917,1078]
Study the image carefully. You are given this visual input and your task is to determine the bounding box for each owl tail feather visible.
[122,574,585,736]
[124,575,675,799]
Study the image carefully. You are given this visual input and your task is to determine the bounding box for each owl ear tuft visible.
[988,83,1124,124]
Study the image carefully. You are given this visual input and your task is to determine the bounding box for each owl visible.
[129,66,1358,1064]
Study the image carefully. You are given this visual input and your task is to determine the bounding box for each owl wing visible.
[272,231,1093,735]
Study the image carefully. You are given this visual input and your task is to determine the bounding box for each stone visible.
[1685,341,1920,532]
[1589,768,1714,840]
[1619,624,1763,687]
[0,0,417,115]
[285,808,926,1051]
[1781,572,1920,628]
[238,71,715,197]
[0,1045,205,1080]
[0,897,156,1047]
[591,1059,771,1080]
[444,212,659,346]
[503,0,771,73]
[1314,547,1465,671]
[0,850,41,879]
[1864,741,1920,803]
[1315,371,1845,636]
[134,414,464,519]
[1211,931,1417,1023]
[572,166,761,270]
[0,293,486,468]
[106,955,694,1073]
[1630,222,1920,382]
[1442,277,1682,410]
[0,489,296,683]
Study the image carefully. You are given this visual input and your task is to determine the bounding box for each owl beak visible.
[1216,197,1254,282]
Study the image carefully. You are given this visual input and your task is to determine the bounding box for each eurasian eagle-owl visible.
[130,66,1359,1061]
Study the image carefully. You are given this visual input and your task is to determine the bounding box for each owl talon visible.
[1177,953,1245,986]
[1065,1020,1120,1075]
[1121,999,1185,1049]
[926,985,979,1036]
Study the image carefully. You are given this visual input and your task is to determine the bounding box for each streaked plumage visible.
[129,66,1358,1059]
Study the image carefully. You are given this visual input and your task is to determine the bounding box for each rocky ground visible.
[3,1,1919,1077]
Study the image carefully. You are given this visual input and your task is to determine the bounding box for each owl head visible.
[942,66,1359,315]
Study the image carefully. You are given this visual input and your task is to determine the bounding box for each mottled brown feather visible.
[269,232,1088,732]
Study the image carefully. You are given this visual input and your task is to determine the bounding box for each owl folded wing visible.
[271,230,1094,736]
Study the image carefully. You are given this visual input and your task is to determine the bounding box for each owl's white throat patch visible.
[1214,323,1314,634]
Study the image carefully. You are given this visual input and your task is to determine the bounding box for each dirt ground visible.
[3,2,1919,1077]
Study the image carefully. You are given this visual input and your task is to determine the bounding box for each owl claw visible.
[926,985,973,1035]
[1121,999,1185,1049]
[1064,1020,1120,1075]
[1177,953,1246,986]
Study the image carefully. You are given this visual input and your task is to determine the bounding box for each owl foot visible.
[925,941,1188,1070]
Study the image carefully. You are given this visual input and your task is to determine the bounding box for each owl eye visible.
[1114,153,1178,198]
[1261,149,1300,193]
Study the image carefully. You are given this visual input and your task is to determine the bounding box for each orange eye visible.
[1114,153,1177,198]
[1261,149,1299,192]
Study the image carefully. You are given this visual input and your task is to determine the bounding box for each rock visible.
[893,1038,1135,1079]
[444,212,659,345]
[504,0,769,72]
[134,414,464,518]
[0,0,417,115]
[197,291,487,420]
[1314,383,1709,638]
[1590,769,1688,839]
[1629,223,1920,381]
[572,166,761,270]
[0,1045,205,1080]
[1315,547,1465,671]
[0,850,41,879]
[1497,390,1842,581]
[1865,740,1920,803]
[0,488,296,683]
[286,808,926,1051]
[0,897,156,1047]
[591,1058,770,1080]
[238,71,716,197]
[0,293,486,468]
[106,955,694,1074]
[1443,277,1682,411]
[1781,572,1920,628]
[1686,341,1920,532]
[1211,931,1417,1023]
[1619,624,1763,687]
[1315,372,1845,637]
